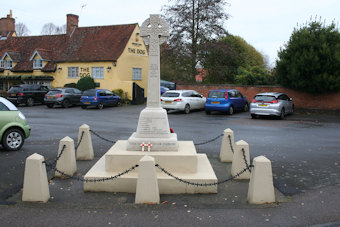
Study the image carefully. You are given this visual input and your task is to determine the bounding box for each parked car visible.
[7,84,49,106]
[44,88,83,108]
[250,92,294,119]
[0,97,30,151]
[160,86,169,95]
[161,90,206,114]
[205,89,249,115]
[80,89,121,109]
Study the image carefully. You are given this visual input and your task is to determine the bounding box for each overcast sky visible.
[1,0,339,67]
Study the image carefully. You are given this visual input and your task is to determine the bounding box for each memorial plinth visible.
[83,14,217,194]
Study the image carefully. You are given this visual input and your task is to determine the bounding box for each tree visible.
[41,23,66,35]
[15,22,30,36]
[76,76,96,91]
[275,18,340,93]
[162,0,229,81]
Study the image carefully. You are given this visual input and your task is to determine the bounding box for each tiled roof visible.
[0,24,137,72]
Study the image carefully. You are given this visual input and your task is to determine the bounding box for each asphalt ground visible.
[0,104,339,226]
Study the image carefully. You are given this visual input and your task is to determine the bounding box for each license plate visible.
[11,94,16,97]
[165,101,172,104]
[84,102,90,104]
[48,96,54,99]
[258,104,268,107]
[211,101,220,104]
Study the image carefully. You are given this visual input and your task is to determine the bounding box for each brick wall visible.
[176,84,340,110]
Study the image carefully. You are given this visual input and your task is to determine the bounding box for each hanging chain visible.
[194,133,223,146]
[228,135,234,153]
[75,131,85,150]
[89,129,116,144]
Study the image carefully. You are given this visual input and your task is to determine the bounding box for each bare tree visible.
[15,22,30,36]
[41,23,66,35]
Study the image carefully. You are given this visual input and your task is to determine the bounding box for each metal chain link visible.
[228,135,234,153]
[194,133,223,146]
[89,129,116,144]
[75,131,85,150]
[42,144,66,171]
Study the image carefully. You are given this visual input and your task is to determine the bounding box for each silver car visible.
[250,92,294,119]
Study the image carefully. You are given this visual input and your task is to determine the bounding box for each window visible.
[68,67,79,78]
[92,67,104,79]
[132,68,142,80]
[3,60,13,69]
[0,102,9,111]
[105,90,113,96]
[0,60,4,68]
[33,59,43,69]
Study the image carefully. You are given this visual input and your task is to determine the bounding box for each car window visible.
[83,90,96,96]
[48,90,62,95]
[0,102,9,111]
[40,86,49,91]
[208,91,224,98]
[254,95,276,102]
[182,92,192,97]
[162,92,180,97]
[8,87,23,93]
[228,91,237,98]
[98,91,106,96]
[105,90,113,96]
[65,89,74,94]
[73,88,82,94]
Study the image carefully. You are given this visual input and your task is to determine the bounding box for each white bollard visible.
[22,153,50,202]
[76,124,94,160]
[248,156,275,204]
[231,140,251,179]
[135,156,160,204]
[55,136,77,178]
[220,128,235,162]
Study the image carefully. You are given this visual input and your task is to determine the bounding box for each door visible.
[132,83,145,105]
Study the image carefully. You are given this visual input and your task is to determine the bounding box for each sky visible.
[1,0,339,67]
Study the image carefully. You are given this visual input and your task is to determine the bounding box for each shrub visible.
[76,76,96,91]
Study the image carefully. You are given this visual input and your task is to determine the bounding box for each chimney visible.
[66,14,79,36]
[0,10,15,37]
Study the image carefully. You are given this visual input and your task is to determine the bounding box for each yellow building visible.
[0,12,149,102]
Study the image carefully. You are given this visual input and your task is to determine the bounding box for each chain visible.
[90,129,116,144]
[51,164,139,182]
[242,148,252,173]
[42,144,66,171]
[228,135,234,153]
[75,131,85,150]
[194,133,223,146]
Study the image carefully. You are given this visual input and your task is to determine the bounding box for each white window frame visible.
[92,67,104,79]
[68,67,79,78]
[33,59,43,69]
[132,68,142,80]
[0,60,4,68]
[4,60,13,69]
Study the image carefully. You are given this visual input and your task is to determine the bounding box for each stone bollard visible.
[55,136,77,178]
[231,140,251,179]
[135,156,160,204]
[76,124,94,160]
[22,153,50,202]
[248,156,275,204]
[220,128,235,162]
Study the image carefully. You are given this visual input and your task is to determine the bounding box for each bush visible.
[235,66,275,85]
[112,89,124,98]
[76,76,96,91]
[275,18,340,93]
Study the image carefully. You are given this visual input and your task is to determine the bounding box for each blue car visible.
[160,86,169,95]
[80,89,121,109]
[205,89,249,115]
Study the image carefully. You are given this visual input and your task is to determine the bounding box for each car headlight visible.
[18,111,26,120]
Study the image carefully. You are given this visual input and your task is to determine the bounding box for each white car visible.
[161,90,206,114]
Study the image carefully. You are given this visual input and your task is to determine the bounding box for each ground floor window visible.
[68,67,79,78]
[132,68,142,80]
[92,67,104,79]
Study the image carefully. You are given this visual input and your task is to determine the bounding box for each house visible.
[0,11,149,101]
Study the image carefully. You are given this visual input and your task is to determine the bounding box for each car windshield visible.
[83,90,96,96]
[208,91,225,98]
[48,90,62,95]
[8,87,23,93]
[162,92,180,97]
[254,95,276,102]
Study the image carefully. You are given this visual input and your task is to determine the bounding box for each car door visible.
[72,88,82,105]
[105,90,115,106]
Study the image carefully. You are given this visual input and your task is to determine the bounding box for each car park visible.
[80,89,121,109]
[44,88,82,108]
[0,97,30,151]
[250,92,294,119]
[161,90,206,114]
[205,89,249,115]
[6,84,49,106]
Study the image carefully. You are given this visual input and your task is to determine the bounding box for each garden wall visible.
[176,84,340,110]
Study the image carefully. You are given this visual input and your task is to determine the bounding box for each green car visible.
[0,97,31,151]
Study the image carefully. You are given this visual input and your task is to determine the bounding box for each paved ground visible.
[0,104,339,226]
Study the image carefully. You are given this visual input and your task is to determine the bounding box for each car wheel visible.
[26,97,34,107]
[81,105,87,109]
[243,103,249,112]
[279,108,285,120]
[62,99,71,108]
[228,106,234,115]
[184,104,190,114]
[116,100,122,106]
[251,114,257,119]
[2,129,25,151]
[97,103,104,109]
[46,104,54,108]
[205,111,211,115]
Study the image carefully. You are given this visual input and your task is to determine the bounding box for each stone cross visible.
[147,142,152,152]
[140,14,169,108]
[140,142,146,152]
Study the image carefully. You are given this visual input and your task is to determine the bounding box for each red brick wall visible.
[176,84,340,110]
